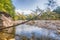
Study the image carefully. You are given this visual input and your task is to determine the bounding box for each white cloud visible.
[57,0,60,6]
[15,9,32,15]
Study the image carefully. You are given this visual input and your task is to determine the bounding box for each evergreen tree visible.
[53,6,60,14]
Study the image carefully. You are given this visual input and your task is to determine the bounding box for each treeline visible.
[14,7,60,20]
[14,13,60,20]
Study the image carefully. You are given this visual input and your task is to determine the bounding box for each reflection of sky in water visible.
[15,24,60,39]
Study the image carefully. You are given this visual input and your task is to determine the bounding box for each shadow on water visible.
[15,24,60,40]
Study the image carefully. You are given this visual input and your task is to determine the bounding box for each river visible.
[15,24,60,40]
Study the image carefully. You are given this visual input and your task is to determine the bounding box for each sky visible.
[12,0,60,14]
[12,0,48,10]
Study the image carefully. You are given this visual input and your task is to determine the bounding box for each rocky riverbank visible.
[26,20,60,33]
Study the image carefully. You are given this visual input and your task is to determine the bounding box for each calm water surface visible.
[15,24,60,40]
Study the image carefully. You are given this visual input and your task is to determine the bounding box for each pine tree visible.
[0,0,15,19]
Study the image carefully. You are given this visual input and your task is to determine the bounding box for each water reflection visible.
[15,24,60,40]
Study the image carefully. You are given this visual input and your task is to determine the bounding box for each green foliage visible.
[15,13,27,20]
[0,1,15,39]
[15,11,60,20]
[40,12,60,20]
[14,15,19,20]
[53,6,60,14]
[26,14,34,20]
[15,6,60,20]
[0,0,15,19]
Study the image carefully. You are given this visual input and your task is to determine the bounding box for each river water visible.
[15,24,60,40]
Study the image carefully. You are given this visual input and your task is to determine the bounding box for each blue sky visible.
[12,0,60,10]
[12,0,60,14]
[12,0,48,10]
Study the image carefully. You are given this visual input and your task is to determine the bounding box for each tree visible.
[0,0,15,39]
[0,0,15,19]
[46,0,57,9]
[31,6,44,20]
[53,6,60,14]
[26,13,33,20]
